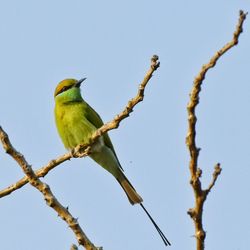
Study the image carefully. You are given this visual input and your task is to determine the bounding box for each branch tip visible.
[151,55,160,70]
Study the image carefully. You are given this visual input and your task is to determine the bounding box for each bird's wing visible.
[84,102,123,169]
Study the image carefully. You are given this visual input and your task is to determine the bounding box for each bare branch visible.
[0,55,159,248]
[72,54,160,156]
[186,10,247,250]
[0,127,101,250]
[205,163,222,195]
[0,55,160,198]
[0,152,72,198]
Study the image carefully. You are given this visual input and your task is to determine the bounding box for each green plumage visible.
[54,78,142,204]
[54,79,171,246]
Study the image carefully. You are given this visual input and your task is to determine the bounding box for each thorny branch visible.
[186,10,247,250]
[0,55,160,249]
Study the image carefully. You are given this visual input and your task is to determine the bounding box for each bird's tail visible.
[140,203,171,246]
[117,172,171,246]
[117,173,143,205]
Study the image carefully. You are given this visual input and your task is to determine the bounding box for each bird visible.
[54,78,170,246]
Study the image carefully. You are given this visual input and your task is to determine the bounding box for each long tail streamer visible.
[140,203,171,246]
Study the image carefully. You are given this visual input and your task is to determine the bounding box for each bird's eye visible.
[61,86,68,92]
[59,86,71,94]
[55,84,73,97]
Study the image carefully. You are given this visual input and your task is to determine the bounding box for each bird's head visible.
[54,78,86,98]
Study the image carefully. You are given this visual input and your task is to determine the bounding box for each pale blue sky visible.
[0,1,250,250]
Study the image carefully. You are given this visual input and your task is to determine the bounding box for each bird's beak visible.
[75,78,87,88]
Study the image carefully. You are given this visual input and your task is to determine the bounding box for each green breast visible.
[55,101,96,149]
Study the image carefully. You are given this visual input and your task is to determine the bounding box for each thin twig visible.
[0,127,101,250]
[205,163,222,195]
[186,10,247,250]
[0,55,160,198]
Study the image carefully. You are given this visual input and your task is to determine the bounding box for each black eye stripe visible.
[57,85,72,96]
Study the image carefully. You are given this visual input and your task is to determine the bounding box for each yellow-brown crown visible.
[54,79,78,97]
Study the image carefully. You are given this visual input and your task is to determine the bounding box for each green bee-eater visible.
[54,78,170,246]
[54,78,142,204]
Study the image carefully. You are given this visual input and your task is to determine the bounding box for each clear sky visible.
[0,1,249,250]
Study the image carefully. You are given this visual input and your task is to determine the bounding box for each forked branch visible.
[186,10,247,250]
[0,56,160,249]
[0,55,159,199]
[0,127,101,250]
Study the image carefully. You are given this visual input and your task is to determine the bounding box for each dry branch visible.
[0,152,71,197]
[0,55,160,249]
[0,55,159,199]
[0,126,101,250]
[186,10,247,250]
